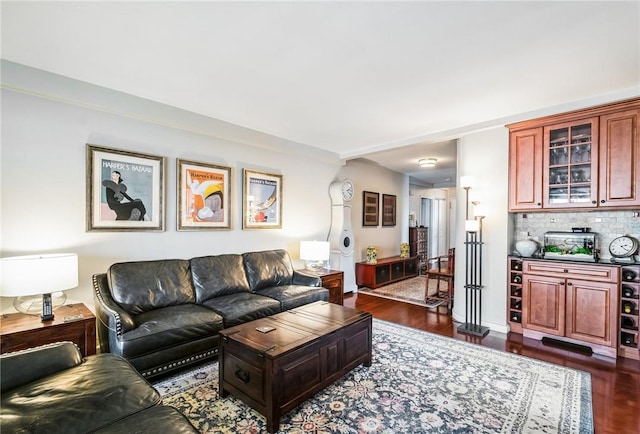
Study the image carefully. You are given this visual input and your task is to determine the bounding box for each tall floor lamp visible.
[457,176,490,338]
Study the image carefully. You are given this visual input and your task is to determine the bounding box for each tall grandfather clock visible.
[328,179,357,293]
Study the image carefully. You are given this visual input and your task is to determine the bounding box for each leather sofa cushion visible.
[94,405,198,433]
[201,292,281,328]
[190,254,251,303]
[108,260,195,315]
[1,353,160,434]
[257,285,330,311]
[243,249,295,291]
[118,304,224,359]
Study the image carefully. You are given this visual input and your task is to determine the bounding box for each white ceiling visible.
[2,1,639,185]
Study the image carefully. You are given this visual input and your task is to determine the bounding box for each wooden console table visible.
[356,256,418,289]
[0,303,96,357]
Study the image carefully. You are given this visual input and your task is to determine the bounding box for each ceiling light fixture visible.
[419,158,437,168]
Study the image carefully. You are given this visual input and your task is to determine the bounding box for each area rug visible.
[153,319,593,433]
[358,276,444,308]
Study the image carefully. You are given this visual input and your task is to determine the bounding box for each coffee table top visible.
[219,301,371,359]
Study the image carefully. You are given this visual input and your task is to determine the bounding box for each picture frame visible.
[362,191,379,227]
[382,194,397,227]
[243,169,283,229]
[87,144,164,231]
[177,159,231,230]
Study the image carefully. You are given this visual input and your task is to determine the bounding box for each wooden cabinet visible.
[599,109,640,207]
[509,128,543,210]
[507,257,524,334]
[507,98,640,211]
[0,303,96,357]
[356,256,418,289]
[619,265,640,360]
[543,118,599,208]
[521,260,619,357]
[409,227,428,270]
[298,269,344,305]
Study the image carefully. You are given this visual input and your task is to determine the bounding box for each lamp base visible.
[13,291,66,321]
[457,323,490,338]
[304,260,327,272]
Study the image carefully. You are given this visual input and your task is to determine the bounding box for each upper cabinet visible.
[543,118,599,208]
[508,98,640,212]
[599,109,640,207]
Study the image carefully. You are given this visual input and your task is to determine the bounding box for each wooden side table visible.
[0,303,96,356]
[298,269,344,305]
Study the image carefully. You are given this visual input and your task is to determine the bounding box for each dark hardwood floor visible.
[344,292,640,434]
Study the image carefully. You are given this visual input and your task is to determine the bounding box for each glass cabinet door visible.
[543,118,598,208]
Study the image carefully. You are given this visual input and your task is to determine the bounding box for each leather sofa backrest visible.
[190,254,251,303]
[243,249,294,291]
[108,259,195,315]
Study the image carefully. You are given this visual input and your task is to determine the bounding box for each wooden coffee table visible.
[219,301,372,433]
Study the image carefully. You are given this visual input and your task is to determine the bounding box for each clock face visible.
[609,236,639,258]
[342,181,354,201]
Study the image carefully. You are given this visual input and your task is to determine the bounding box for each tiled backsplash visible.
[512,210,640,260]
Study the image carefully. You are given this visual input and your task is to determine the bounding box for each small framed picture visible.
[177,159,231,230]
[86,144,164,231]
[382,194,397,227]
[362,191,379,227]
[243,169,283,229]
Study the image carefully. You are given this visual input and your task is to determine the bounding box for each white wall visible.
[337,159,407,261]
[453,127,510,333]
[0,64,345,312]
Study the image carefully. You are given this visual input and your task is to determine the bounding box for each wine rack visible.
[507,256,523,333]
[620,265,640,360]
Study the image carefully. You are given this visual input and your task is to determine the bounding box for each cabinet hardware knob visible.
[567,282,573,286]
[560,282,565,286]
[601,200,605,203]
[592,200,597,204]
[564,269,568,273]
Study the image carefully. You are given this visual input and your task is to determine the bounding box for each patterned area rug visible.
[358,276,444,308]
[153,319,593,433]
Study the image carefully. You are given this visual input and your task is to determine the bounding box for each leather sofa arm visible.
[292,271,322,287]
[93,273,136,352]
[1,342,82,393]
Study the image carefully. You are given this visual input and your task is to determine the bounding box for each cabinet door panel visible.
[523,274,565,336]
[543,118,599,209]
[565,279,617,347]
[509,128,543,210]
[599,109,640,207]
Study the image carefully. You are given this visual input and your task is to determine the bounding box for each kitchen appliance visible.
[543,231,598,262]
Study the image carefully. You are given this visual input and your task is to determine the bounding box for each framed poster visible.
[177,159,231,230]
[382,194,397,226]
[362,191,379,227]
[87,144,164,231]
[243,169,283,229]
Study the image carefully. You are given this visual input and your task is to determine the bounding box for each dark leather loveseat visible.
[0,341,198,434]
[93,249,328,378]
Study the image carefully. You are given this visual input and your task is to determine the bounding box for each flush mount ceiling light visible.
[418,158,437,168]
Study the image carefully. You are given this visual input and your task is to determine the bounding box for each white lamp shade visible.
[474,204,488,218]
[1,253,78,297]
[460,176,475,189]
[300,241,330,261]
[465,220,480,232]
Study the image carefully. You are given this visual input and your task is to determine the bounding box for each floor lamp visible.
[457,176,490,338]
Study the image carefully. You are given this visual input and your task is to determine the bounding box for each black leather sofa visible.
[0,342,198,434]
[93,249,328,379]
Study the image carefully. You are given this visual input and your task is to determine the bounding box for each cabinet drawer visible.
[523,260,618,283]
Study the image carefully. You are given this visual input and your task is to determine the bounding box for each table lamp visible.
[300,241,330,271]
[0,253,78,321]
